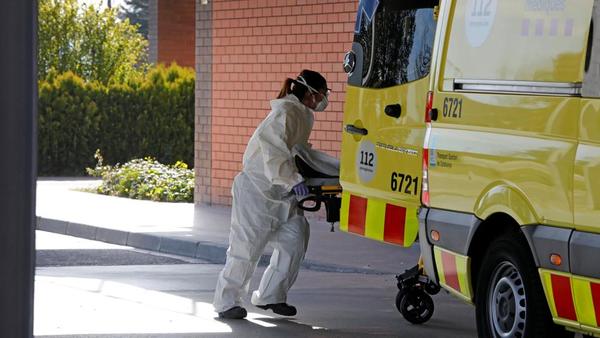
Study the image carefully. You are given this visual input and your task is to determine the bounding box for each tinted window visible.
[354,0,437,88]
[583,1,600,97]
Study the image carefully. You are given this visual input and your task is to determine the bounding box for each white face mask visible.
[297,76,329,112]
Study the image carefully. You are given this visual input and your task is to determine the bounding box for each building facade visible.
[149,0,196,68]
[186,0,357,205]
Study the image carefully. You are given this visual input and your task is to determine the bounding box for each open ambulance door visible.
[339,0,438,247]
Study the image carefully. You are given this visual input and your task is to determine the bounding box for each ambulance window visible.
[354,0,437,89]
[583,1,600,98]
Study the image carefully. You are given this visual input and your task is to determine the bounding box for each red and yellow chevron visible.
[540,269,600,335]
[433,246,473,303]
[339,192,419,247]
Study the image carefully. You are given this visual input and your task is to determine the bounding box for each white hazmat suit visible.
[213,94,338,313]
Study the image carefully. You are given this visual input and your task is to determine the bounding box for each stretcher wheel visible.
[425,281,441,295]
[395,288,434,324]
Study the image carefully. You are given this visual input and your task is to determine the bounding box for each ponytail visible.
[276,70,327,100]
[277,78,295,99]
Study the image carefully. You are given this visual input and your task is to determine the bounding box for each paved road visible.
[34,231,478,338]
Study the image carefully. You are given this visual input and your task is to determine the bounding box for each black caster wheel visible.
[395,288,434,324]
[425,282,441,295]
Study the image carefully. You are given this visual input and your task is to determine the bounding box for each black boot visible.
[218,306,247,319]
[256,303,297,316]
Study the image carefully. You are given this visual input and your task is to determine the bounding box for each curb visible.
[37,217,392,275]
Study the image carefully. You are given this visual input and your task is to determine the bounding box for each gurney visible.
[292,145,342,229]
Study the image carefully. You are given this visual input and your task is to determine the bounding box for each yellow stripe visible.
[456,254,473,301]
[365,198,385,241]
[573,277,596,327]
[339,191,350,232]
[539,269,559,318]
[434,246,446,285]
[403,208,419,248]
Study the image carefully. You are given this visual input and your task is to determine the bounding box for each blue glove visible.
[292,182,309,196]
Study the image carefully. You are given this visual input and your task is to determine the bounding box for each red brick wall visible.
[209,0,358,205]
[158,0,196,68]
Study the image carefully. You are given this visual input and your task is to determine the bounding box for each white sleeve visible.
[292,143,340,177]
[256,111,304,191]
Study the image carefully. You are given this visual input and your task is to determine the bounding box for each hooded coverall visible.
[213,94,336,312]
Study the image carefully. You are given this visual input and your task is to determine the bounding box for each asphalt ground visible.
[34,231,478,338]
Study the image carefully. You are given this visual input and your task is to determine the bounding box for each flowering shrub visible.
[87,151,194,202]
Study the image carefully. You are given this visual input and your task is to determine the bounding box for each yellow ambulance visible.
[340,0,600,337]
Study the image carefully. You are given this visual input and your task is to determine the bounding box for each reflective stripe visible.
[340,193,418,247]
[592,283,600,327]
[339,191,350,232]
[442,250,460,291]
[433,246,473,302]
[572,276,600,328]
[434,247,446,286]
[551,274,578,321]
[365,198,386,241]
[404,210,419,247]
[573,277,597,327]
[383,204,405,244]
[348,195,367,235]
[540,269,600,333]
[540,270,560,319]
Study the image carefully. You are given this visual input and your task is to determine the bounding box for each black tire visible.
[396,288,434,324]
[475,232,573,338]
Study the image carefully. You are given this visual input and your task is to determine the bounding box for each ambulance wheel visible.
[475,232,573,338]
[395,288,434,324]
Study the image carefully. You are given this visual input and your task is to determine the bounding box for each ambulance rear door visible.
[339,0,439,247]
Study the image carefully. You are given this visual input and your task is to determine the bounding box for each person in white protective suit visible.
[213,69,339,319]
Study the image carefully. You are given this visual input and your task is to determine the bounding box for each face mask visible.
[297,76,329,112]
[314,95,328,112]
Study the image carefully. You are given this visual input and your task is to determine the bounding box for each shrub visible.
[38,0,148,84]
[87,150,194,202]
[38,64,195,176]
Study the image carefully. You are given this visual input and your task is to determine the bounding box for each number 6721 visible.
[390,172,419,195]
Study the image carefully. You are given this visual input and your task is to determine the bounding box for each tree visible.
[119,0,149,38]
[38,0,148,84]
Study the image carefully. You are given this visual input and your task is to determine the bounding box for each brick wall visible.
[148,0,158,63]
[157,0,196,68]
[196,0,358,205]
[195,0,213,204]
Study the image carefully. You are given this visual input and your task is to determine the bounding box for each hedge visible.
[38,64,195,176]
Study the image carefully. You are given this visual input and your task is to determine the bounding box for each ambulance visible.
[339,0,600,337]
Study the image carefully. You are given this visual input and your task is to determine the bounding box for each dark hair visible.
[277,69,327,100]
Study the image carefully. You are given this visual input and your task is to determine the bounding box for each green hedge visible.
[38,64,195,176]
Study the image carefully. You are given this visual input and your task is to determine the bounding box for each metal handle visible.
[385,104,402,118]
[345,124,368,136]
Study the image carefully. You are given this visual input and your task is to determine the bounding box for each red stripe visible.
[551,274,577,321]
[383,204,406,245]
[348,195,367,235]
[591,282,600,326]
[441,250,461,292]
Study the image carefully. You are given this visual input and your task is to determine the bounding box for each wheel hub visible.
[488,262,526,338]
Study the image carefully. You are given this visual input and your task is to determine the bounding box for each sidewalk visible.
[36,179,420,275]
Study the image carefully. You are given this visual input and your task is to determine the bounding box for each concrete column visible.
[0,0,37,336]
[194,0,213,205]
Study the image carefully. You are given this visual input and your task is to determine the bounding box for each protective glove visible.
[292,181,309,196]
